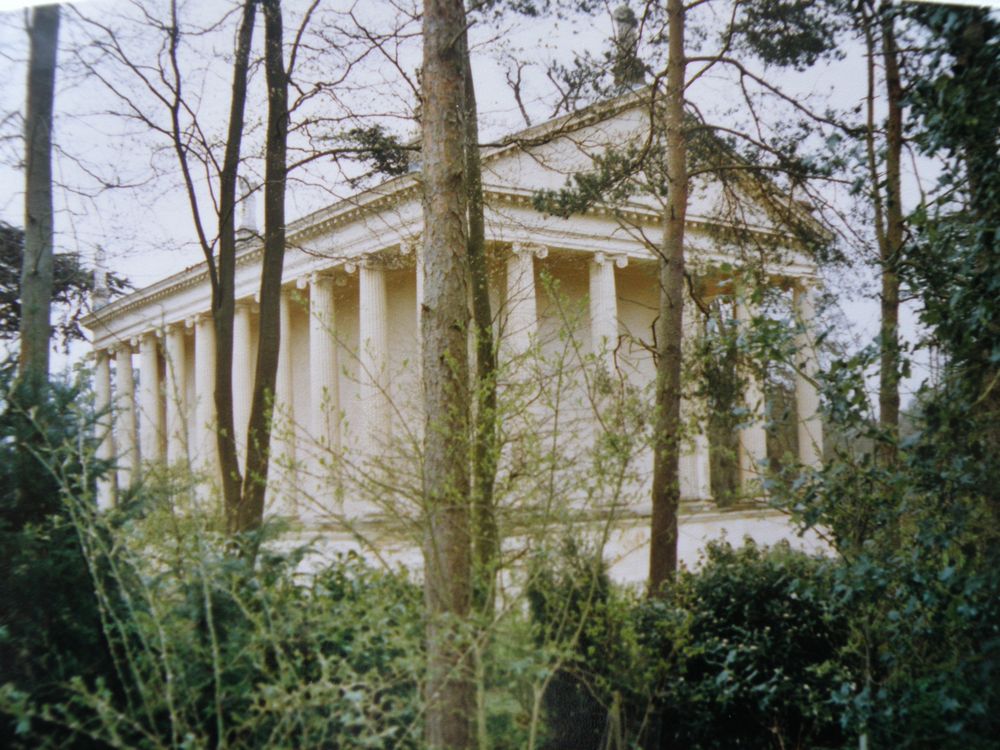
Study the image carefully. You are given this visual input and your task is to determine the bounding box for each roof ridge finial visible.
[612,3,645,90]
[93,244,110,309]
[238,175,257,239]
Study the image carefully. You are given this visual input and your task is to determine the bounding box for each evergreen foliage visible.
[0,223,129,351]
[527,540,848,750]
[0,361,114,749]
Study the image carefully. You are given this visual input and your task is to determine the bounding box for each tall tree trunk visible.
[216,0,257,534]
[19,5,59,387]
[421,0,474,747]
[877,2,903,463]
[649,0,687,596]
[239,0,288,537]
[461,18,499,615]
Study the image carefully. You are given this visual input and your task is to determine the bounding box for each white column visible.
[505,242,546,357]
[736,294,768,496]
[309,275,340,451]
[359,261,389,451]
[164,324,188,465]
[272,289,297,483]
[680,298,712,501]
[589,252,625,369]
[114,342,138,490]
[138,333,163,465]
[232,302,254,469]
[94,348,115,509]
[794,281,824,467]
[194,314,218,482]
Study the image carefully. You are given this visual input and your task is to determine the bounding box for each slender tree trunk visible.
[421,0,474,747]
[19,5,59,387]
[215,0,257,534]
[877,2,903,463]
[649,0,687,596]
[461,19,499,615]
[240,0,288,537]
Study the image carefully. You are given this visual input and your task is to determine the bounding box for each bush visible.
[652,540,848,750]
[0,362,114,749]
[2,440,425,750]
[529,539,848,750]
[526,541,625,750]
[59,527,425,750]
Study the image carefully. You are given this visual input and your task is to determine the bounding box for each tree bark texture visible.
[461,19,499,615]
[649,0,687,596]
[215,0,257,533]
[240,0,288,536]
[19,5,59,385]
[421,0,474,747]
[878,3,903,462]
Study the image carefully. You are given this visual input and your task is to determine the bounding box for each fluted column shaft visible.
[737,295,768,495]
[164,324,188,465]
[194,315,217,481]
[679,298,712,501]
[114,343,138,490]
[138,333,163,464]
[272,290,297,480]
[505,243,545,357]
[359,263,389,451]
[310,276,340,451]
[233,302,254,469]
[94,348,115,509]
[589,252,623,368]
[794,282,823,467]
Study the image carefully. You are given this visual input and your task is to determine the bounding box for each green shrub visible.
[2,453,426,750]
[0,362,115,749]
[652,540,849,750]
[526,541,622,750]
[529,539,848,750]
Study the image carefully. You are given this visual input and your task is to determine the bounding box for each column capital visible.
[399,235,421,256]
[512,242,548,260]
[113,340,133,357]
[360,252,393,271]
[305,272,339,294]
[594,251,628,269]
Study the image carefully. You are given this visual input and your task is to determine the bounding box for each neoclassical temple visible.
[84,89,825,579]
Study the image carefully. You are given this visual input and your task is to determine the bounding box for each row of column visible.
[507,247,822,500]
[93,245,823,509]
[92,270,359,509]
[94,318,215,509]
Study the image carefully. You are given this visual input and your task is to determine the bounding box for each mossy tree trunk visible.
[19,5,59,389]
[421,0,475,746]
[649,0,687,595]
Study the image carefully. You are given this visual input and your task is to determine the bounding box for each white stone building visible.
[83,90,825,581]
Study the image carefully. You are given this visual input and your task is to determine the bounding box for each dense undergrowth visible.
[2,355,997,750]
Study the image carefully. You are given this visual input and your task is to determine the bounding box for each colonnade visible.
[92,244,823,510]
